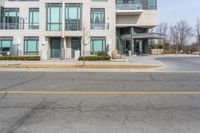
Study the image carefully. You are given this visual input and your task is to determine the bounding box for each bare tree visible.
[170,25,179,54]
[196,18,200,52]
[170,20,193,54]
[156,23,168,45]
[156,23,168,35]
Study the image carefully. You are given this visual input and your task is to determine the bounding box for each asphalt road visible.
[0,72,200,133]
[156,57,200,72]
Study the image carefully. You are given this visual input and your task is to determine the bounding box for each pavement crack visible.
[150,74,157,81]
[122,114,129,125]
[0,102,47,133]
[77,102,82,112]
[0,90,8,100]
[1,105,200,112]
[0,73,46,98]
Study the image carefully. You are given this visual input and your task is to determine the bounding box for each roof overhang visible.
[116,24,157,29]
[120,33,165,39]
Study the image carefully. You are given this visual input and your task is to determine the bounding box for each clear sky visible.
[158,0,200,27]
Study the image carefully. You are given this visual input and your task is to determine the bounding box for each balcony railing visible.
[0,23,20,30]
[65,22,81,31]
[0,23,39,30]
[116,4,142,10]
[91,23,109,30]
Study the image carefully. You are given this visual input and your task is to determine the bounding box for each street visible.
[156,56,200,72]
[0,71,200,133]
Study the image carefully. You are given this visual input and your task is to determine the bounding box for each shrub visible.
[79,56,111,61]
[157,44,164,49]
[150,44,156,49]
[97,51,108,56]
[0,56,40,61]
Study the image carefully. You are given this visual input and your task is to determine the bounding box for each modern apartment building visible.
[0,0,160,60]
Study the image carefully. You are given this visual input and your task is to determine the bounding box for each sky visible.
[158,0,200,27]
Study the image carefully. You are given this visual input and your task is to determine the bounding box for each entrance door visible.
[125,40,131,55]
[135,40,142,55]
[50,38,61,58]
[71,38,81,58]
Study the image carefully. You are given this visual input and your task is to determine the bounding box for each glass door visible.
[50,38,61,58]
[125,40,131,55]
[71,38,81,58]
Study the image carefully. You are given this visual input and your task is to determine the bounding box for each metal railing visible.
[0,23,39,30]
[65,22,81,31]
[91,23,109,30]
[116,4,143,10]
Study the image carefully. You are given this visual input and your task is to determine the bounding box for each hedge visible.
[0,56,40,61]
[97,51,108,56]
[79,56,111,61]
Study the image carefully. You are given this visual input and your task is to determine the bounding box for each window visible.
[65,3,82,31]
[91,8,105,30]
[46,3,62,31]
[29,8,39,29]
[116,0,157,10]
[120,27,131,35]
[0,8,19,30]
[91,37,106,55]
[0,37,13,48]
[134,27,148,33]
[148,0,157,9]
[24,37,39,55]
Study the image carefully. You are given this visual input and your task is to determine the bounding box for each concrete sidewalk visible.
[0,57,163,72]
[0,55,164,66]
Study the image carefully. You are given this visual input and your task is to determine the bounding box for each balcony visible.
[0,23,39,30]
[91,23,110,30]
[116,4,143,15]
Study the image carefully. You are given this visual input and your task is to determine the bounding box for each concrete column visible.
[131,39,135,55]
[46,37,50,60]
[17,36,23,56]
[130,27,135,55]
[63,37,67,59]
[66,37,72,59]
[139,40,143,54]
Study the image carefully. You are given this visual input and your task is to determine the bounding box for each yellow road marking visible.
[1,91,200,95]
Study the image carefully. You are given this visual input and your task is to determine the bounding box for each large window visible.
[24,37,39,55]
[29,8,39,29]
[147,0,157,9]
[0,37,13,48]
[117,0,143,4]
[65,4,82,31]
[46,3,62,31]
[91,8,105,30]
[90,37,106,55]
[0,8,19,30]
[116,0,157,10]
